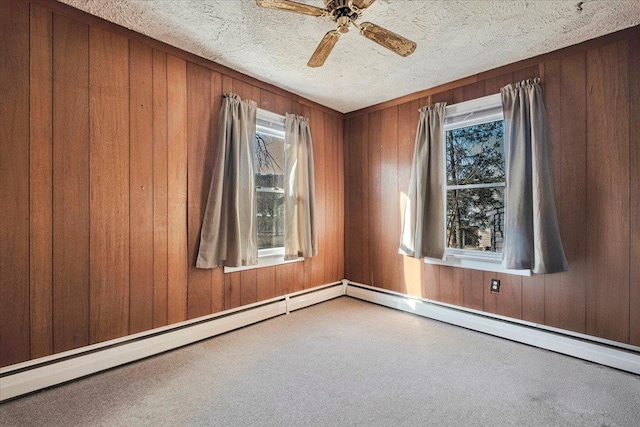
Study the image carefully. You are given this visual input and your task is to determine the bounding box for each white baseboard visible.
[345,281,640,375]
[0,281,345,401]
[3,278,637,401]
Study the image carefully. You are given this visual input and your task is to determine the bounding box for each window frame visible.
[424,93,530,276]
[224,108,302,274]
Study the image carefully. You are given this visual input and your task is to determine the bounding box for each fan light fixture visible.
[256,0,417,67]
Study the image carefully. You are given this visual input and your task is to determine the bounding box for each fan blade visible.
[351,0,376,10]
[358,22,416,57]
[308,30,340,67]
[255,0,325,17]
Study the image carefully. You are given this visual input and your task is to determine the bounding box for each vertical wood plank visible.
[240,269,257,306]
[343,117,352,281]
[336,116,345,280]
[52,12,90,354]
[380,107,399,291]
[152,49,169,328]
[368,111,382,287]
[462,269,484,311]
[629,36,640,346]
[29,4,54,359]
[323,113,336,284]
[484,272,522,319]
[225,272,241,310]
[522,275,545,324]
[129,40,154,334]
[211,71,225,313]
[256,266,277,301]
[310,108,326,287]
[422,264,440,300]
[544,54,587,333]
[463,81,485,101]
[0,0,31,366]
[483,72,513,95]
[89,27,130,343]
[166,54,188,324]
[439,266,463,306]
[586,41,630,343]
[346,115,365,284]
[187,62,213,319]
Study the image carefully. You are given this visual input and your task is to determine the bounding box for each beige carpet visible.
[1,297,639,426]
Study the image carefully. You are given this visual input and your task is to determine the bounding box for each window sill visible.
[223,250,303,273]
[423,253,531,276]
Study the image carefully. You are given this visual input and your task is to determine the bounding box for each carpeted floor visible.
[1,297,639,426]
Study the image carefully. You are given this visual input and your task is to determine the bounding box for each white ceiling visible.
[59,0,640,113]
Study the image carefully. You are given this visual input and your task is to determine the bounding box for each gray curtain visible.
[284,113,317,260]
[399,103,447,259]
[196,93,258,268]
[501,78,568,274]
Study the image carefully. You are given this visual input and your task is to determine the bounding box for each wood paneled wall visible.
[0,0,344,367]
[344,27,640,346]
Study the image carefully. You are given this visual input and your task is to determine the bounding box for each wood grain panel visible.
[240,269,257,306]
[586,41,630,343]
[0,0,30,366]
[544,54,587,333]
[483,72,513,95]
[368,111,383,287]
[336,116,345,280]
[343,117,352,280]
[629,36,640,346]
[52,12,90,354]
[187,62,213,319]
[256,266,277,301]
[225,272,241,310]
[483,272,522,319]
[29,3,54,359]
[521,275,545,324]
[512,66,539,83]
[310,108,326,288]
[463,81,485,101]
[129,40,154,333]
[379,107,400,291]
[439,266,463,305]
[462,269,484,311]
[152,49,169,328]
[166,54,188,324]
[89,27,130,343]
[422,264,440,300]
[210,71,225,313]
[346,115,364,283]
[324,113,336,284]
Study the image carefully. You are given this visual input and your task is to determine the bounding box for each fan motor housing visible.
[324,0,360,21]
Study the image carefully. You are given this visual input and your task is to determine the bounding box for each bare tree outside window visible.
[445,120,505,252]
[255,132,285,249]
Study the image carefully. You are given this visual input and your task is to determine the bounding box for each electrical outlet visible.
[490,278,501,293]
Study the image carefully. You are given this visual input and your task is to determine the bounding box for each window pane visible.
[446,187,504,253]
[255,131,285,250]
[446,120,504,186]
[257,191,285,250]
[255,132,284,189]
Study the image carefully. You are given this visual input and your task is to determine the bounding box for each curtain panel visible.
[501,78,568,274]
[196,93,258,268]
[399,103,447,260]
[284,113,317,260]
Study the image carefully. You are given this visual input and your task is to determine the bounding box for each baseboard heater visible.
[345,281,640,376]
[3,279,638,401]
[0,281,347,401]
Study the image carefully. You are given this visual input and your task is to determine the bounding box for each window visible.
[255,111,285,254]
[224,108,301,273]
[425,93,530,276]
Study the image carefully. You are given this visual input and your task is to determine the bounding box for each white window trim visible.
[430,93,531,276]
[224,108,302,273]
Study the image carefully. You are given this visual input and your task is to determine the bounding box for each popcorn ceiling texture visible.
[59,0,640,113]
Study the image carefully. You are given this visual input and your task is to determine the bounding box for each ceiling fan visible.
[255,0,417,67]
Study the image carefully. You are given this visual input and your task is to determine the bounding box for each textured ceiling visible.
[59,0,640,113]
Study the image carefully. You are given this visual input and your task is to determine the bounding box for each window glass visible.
[445,119,505,253]
[255,131,285,250]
